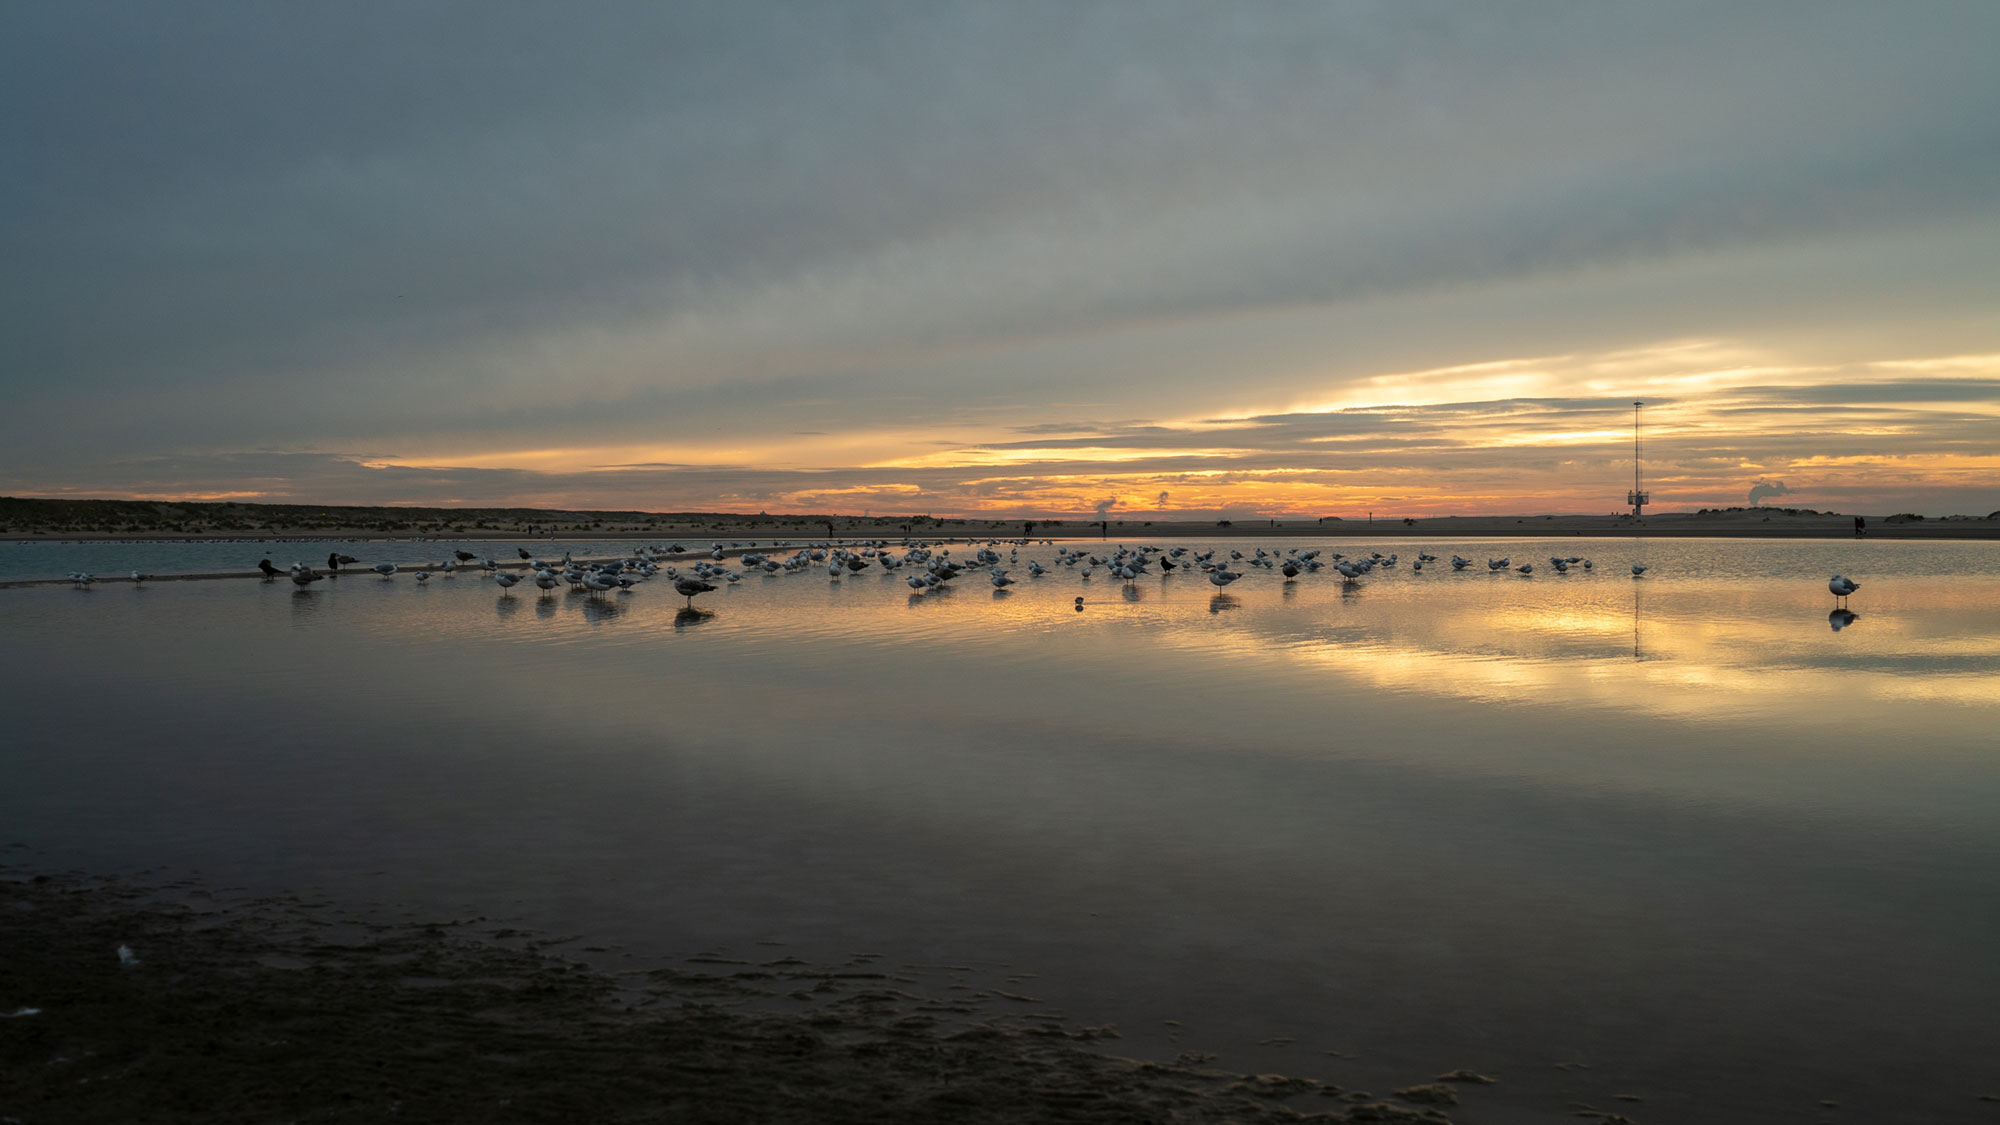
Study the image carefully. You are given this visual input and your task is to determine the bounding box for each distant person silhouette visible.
[1854,516,1866,538]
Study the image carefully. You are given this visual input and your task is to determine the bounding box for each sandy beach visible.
[1,867,1483,1124]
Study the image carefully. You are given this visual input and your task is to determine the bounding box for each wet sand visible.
[2,869,1485,1124]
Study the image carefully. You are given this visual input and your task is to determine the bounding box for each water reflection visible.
[1632,579,1643,661]
[6,542,2000,1124]
[1829,608,1859,632]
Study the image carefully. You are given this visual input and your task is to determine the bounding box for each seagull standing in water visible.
[1829,574,1859,606]
[674,576,717,608]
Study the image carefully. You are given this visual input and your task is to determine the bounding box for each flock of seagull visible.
[59,541,1866,610]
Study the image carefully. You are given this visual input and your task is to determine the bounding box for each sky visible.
[4,2,1998,519]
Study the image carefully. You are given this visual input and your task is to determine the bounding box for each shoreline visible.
[0,866,1477,1123]
[2,519,1988,588]
[3,517,1995,544]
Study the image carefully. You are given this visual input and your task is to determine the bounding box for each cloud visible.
[1748,480,1794,505]
[2,7,1998,519]
[1093,496,1122,516]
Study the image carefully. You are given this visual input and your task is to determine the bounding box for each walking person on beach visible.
[1854,515,1866,538]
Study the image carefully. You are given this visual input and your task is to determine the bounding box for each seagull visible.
[673,576,717,608]
[494,572,520,590]
[1631,564,1648,578]
[373,562,397,579]
[454,550,477,563]
[291,567,323,587]
[1829,574,1859,606]
[130,570,150,584]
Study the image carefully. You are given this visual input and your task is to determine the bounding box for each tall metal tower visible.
[1626,401,1649,517]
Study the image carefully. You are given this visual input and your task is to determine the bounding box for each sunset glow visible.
[4,5,1996,518]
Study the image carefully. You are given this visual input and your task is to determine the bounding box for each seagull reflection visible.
[1121,584,1143,602]
[1632,579,1644,661]
[1828,608,1859,632]
[1208,593,1239,613]
[673,606,714,628]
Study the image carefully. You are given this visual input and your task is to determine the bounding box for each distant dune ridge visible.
[2,496,1995,541]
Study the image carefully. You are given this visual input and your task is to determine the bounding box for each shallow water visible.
[0,535,800,583]
[4,536,1998,1122]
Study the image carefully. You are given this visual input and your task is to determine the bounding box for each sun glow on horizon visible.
[24,339,1996,520]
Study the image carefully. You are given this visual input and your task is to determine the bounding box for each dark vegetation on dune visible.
[0,498,1020,537]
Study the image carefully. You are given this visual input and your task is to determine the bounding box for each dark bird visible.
[673,576,717,608]
[518,547,533,560]
[258,559,282,580]
[454,550,477,562]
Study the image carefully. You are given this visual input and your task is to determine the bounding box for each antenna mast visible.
[1626,401,1649,517]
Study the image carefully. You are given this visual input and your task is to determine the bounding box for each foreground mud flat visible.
[0,870,1484,1123]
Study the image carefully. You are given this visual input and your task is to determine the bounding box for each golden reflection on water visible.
[223,544,2000,740]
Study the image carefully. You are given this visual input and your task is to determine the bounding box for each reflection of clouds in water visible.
[1135,572,2000,722]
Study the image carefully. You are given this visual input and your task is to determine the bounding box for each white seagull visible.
[1828,574,1859,606]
